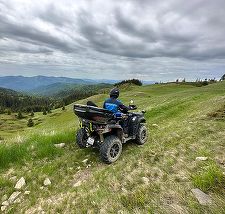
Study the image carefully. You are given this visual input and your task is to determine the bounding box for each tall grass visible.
[0,130,75,170]
[192,164,225,192]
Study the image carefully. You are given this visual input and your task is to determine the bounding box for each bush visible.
[192,164,225,192]
[27,118,34,127]
[43,109,47,115]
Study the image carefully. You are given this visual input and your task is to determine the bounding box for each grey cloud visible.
[0,16,74,53]
[75,1,225,60]
[0,0,225,80]
[1,0,225,59]
[37,3,72,27]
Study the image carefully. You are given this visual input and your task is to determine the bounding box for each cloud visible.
[0,0,225,80]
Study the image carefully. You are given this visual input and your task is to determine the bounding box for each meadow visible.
[0,82,225,213]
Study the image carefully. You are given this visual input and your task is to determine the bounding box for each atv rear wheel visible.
[136,124,148,145]
[76,128,88,148]
[100,135,122,164]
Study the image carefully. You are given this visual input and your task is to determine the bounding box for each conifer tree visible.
[30,110,34,117]
[17,111,23,119]
[27,118,34,127]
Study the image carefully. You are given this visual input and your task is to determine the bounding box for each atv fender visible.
[138,118,146,124]
[106,124,123,142]
[130,116,146,136]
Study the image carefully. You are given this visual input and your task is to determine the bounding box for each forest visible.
[0,83,111,113]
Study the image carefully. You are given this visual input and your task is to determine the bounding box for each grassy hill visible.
[0,82,225,213]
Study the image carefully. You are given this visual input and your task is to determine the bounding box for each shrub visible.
[43,109,47,115]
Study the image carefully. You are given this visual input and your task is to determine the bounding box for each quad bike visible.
[73,102,148,164]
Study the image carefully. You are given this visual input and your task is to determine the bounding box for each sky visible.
[0,0,225,81]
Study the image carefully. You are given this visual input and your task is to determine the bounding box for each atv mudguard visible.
[129,115,146,136]
[107,124,123,142]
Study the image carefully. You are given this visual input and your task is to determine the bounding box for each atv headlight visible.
[132,116,137,121]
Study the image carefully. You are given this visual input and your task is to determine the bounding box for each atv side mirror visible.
[129,100,137,110]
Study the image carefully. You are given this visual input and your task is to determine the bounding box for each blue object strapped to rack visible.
[114,112,123,119]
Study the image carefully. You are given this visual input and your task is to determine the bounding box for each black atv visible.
[73,102,147,164]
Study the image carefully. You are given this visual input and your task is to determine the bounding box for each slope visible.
[0,82,225,213]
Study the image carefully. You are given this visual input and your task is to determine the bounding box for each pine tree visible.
[17,111,23,119]
[221,74,225,81]
[43,109,47,115]
[30,110,34,117]
[202,79,208,86]
[47,108,52,113]
[27,118,34,127]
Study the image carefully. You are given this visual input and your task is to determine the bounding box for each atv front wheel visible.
[136,124,148,145]
[100,135,122,164]
[76,128,88,148]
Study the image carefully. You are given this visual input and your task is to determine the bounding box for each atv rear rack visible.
[74,104,114,123]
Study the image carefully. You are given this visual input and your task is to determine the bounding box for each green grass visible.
[0,81,225,213]
[0,130,75,169]
[192,163,225,192]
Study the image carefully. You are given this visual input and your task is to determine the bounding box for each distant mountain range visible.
[0,75,155,95]
[0,76,109,92]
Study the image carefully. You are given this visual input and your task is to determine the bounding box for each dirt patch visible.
[72,169,92,186]
[207,105,225,119]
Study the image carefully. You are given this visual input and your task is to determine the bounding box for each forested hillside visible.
[0,87,53,113]
[0,83,111,113]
